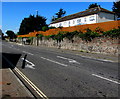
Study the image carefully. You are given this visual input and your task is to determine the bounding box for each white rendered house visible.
[49,7,117,28]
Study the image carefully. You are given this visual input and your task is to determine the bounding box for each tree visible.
[56,8,66,18]
[6,30,16,39]
[88,3,101,9]
[51,16,58,22]
[112,1,120,18]
[51,8,66,22]
[42,26,49,32]
[18,14,47,35]
[0,29,3,40]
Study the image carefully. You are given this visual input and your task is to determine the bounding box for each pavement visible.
[1,42,119,98]
[1,69,34,98]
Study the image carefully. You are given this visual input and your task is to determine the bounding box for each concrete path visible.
[1,69,33,98]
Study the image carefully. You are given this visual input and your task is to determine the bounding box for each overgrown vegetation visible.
[102,27,120,38]
[38,34,43,40]
[21,27,120,43]
[79,28,100,41]
[38,27,120,42]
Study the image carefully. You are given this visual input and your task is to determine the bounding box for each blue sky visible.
[2,2,114,34]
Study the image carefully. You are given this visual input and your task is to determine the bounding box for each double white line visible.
[15,67,48,99]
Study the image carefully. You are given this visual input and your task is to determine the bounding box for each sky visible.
[1,1,115,34]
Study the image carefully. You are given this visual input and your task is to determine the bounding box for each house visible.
[49,7,117,28]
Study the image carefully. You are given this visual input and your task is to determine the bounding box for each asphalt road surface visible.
[2,41,119,98]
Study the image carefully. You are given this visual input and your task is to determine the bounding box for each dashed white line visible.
[92,74,120,85]
[23,51,34,55]
[57,56,80,64]
[41,57,68,67]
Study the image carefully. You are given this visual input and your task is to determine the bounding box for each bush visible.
[64,31,79,41]
[54,32,65,43]
[49,26,56,29]
[79,28,100,41]
[44,35,51,40]
[42,26,49,32]
[38,34,43,40]
[103,28,120,38]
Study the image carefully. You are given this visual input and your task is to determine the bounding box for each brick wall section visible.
[17,20,120,37]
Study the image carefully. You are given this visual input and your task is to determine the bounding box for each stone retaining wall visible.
[32,37,119,56]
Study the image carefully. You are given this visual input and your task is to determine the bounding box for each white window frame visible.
[89,16,95,21]
[77,19,81,23]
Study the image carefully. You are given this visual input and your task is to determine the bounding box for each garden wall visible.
[32,36,119,56]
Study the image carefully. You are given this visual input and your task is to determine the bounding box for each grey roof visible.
[51,7,115,24]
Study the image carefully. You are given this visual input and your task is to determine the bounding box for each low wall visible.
[32,37,119,56]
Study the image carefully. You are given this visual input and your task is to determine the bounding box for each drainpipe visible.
[36,34,39,46]
[114,13,116,21]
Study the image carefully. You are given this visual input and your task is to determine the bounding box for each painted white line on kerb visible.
[92,74,120,85]
[15,67,48,99]
[41,57,68,67]
[23,51,34,55]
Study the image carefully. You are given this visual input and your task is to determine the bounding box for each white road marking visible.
[92,74,120,85]
[15,68,48,99]
[57,56,80,64]
[2,44,20,51]
[41,57,68,67]
[25,65,35,69]
[21,58,35,69]
[23,51,34,55]
[17,43,25,46]
[78,55,115,63]
[13,48,20,50]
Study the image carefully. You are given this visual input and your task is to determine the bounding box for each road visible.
[2,41,119,98]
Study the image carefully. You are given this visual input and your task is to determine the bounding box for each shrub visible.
[44,35,51,40]
[94,27,104,34]
[38,34,43,40]
[49,35,56,40]
[54,32,65,43]
[42,26,49,32]
[79,28,100,41]
[64,31,79,41]
[49,26,56,29]
[103,28,120,38]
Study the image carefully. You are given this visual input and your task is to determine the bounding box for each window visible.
[68,21,70,25]
[77,19,81,23]
[84,18,86,22]
[68,21,70,26]
[89,16,95,21]
[59,23,62,26]
[64,22,66,25]
[73,20,75,24]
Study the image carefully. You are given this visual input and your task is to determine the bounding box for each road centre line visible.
[15,67,48,99]
[57,56,80,64]
[23,51,34,55]
[92,74,120,85]
[41,57,68,67]
[57,56,73,61]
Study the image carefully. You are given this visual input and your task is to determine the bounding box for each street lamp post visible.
[36,10,38,16]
